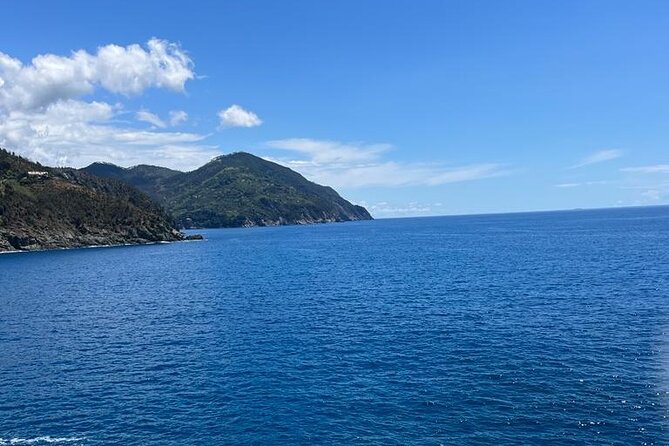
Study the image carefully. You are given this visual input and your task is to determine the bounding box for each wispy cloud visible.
[267,138,389,164]
[570,149,623,169]
[621,164,669,174]
[169,110,188,126]
[264,138,510,188]
[136,110,166,128]
[136,109,188,128]
[555,180,609,188]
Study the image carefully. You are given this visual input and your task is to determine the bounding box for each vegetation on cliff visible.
[0,148,182,252]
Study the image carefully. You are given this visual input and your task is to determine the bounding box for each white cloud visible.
[0,38,194,112]
[136,110,166,128]
[264,138,509,188]
[570,149,623,169]
[94,39,193,95]
[0,40,217,170]
[621,164,669,174]
[218,105,262,128]
[169,110,188,126]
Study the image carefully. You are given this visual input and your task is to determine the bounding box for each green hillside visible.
[83,152,372,228]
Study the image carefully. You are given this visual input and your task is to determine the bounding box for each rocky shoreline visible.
[0,230,205,253]
[0,228,185,253]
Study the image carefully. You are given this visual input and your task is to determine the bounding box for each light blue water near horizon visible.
[1,206,668,445]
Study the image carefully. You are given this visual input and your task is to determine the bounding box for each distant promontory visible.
[82,152,372,228]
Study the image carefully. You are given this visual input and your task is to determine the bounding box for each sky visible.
[1,1,668,217]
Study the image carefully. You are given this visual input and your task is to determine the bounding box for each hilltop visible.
[83,152,372,228]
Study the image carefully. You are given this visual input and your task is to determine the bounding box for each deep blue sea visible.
[1,206,668,445]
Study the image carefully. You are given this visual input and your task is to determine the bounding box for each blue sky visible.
[1,1,668,217]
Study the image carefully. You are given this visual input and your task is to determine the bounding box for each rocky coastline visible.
[0,228,185,253]
[0,148,189,253]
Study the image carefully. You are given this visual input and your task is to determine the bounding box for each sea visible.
[1,206,668,445]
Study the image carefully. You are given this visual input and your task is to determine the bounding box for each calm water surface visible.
[1,207,668,445]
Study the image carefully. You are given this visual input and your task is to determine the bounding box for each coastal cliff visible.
[0,149,183,252]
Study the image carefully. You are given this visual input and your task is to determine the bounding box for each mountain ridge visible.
[82,152,372,228]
